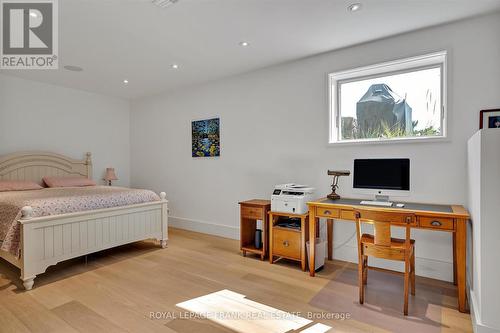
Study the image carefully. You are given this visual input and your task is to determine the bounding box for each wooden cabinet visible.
[269,211,309,271]
[239,200,271,260]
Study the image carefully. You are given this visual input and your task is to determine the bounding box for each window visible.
[329,51,447,144]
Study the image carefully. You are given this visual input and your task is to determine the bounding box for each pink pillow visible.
[43,176,96,188]
[0,180,43,192]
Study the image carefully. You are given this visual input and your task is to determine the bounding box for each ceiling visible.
[2,0,500,100]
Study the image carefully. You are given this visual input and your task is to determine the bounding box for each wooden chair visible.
[354,209,416,315]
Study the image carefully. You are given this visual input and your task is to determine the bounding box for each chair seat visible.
[361,234,415,261]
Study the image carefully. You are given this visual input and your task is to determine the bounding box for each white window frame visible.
[328,51,447,145]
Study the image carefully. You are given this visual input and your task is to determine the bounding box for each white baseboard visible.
[169,216,239,240]
[333,243,454,282]
[169,216,453,281]
[468,279,500,333]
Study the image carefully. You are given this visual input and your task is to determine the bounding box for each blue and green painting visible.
[192,118,220,157]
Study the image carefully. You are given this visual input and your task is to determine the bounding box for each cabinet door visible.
[273,228,301,260]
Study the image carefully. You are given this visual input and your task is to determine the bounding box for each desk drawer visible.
[316,207,340,218]
[241,206,264,220]
[340,210,355,221]
[419,216,454,230]
[273,228,301,259]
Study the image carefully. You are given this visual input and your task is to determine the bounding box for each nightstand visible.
[268,211,309,271]
[239,200,271,260]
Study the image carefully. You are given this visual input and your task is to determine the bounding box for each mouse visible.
[396,203,405,208]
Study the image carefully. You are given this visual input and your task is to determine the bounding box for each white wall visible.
[130,13,500,281]
[468,130,500,333]
[467,131,482,326]
[480,130,500,332]
[0,74,131,186]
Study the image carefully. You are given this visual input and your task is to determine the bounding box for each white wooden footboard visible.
[18,193,168,290]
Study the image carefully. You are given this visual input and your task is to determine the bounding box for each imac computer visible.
[353,158,410,207]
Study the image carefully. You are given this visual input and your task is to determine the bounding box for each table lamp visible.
[104,168,118,186]
[327,170,350,200]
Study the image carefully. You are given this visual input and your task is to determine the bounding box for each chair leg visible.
[410,251,416,296]
[404,258,410,315]
[358,259,364,305]
[363,256,368,285]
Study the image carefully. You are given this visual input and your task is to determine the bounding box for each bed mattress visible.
[0,186,160,257]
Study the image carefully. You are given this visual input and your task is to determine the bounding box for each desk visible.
[307,198,470,313]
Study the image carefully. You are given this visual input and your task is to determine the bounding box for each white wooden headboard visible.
[0,152,92,184]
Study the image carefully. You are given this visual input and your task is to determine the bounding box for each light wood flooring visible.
[0,228,472,333]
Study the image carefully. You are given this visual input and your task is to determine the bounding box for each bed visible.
[0,151,168,290]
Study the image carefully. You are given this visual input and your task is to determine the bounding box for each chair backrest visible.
[354,209,415,248]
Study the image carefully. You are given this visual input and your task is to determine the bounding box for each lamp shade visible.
[104,168,118,181]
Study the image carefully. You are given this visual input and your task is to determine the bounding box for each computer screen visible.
[353,159,410,191]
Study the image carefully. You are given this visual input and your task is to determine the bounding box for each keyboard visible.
[360,200,393,207]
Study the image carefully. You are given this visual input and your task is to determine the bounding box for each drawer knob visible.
[283,240,290,247]
[323,210,331,215]
[431,220,442,227]
[405,216,413,224]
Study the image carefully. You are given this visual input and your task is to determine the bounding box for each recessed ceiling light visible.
[123,79,129,84]
[152,0,179,8]
[171,64,179,69]
[29,11,38,18]
[347,3,362,12]
[63,65,83,72]
[239,41,250,47]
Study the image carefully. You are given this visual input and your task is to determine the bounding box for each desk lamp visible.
[327,170,350,200]
[104,168,118,186]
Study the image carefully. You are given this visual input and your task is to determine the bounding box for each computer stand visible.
[360,195,393,207]
[375,194,390,202]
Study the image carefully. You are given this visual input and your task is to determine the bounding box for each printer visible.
[271,184,315,214]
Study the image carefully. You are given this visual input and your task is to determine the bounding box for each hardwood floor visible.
[0,228,472,333]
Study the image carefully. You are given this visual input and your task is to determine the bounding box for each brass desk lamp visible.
[327,170,350,200]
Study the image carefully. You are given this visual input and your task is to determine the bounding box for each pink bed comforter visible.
[0,186,160,257]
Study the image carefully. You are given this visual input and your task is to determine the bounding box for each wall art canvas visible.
[192,117,220,157]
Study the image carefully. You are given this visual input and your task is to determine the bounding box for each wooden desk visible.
[307,198,470,313]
